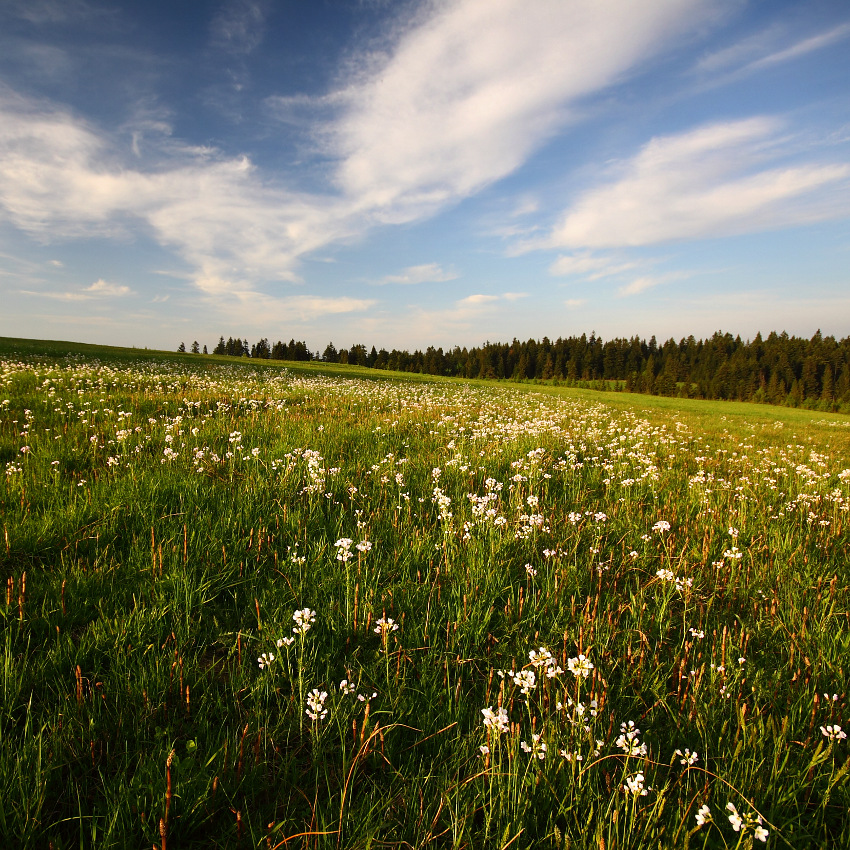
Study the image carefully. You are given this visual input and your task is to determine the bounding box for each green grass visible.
[1,336,849,849]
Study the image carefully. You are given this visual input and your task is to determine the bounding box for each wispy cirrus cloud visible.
[0,87,355,295]
[617,272,686,297]
[547,117,850,250]
[374,263,457,286]
[0,0,740,324]
[0,88,380,327]
[330,0,726,222]
[549,252,641,279]
[5,0,110,26]
[20,277,131,300]
[693,21,850,78]
[209,0,270,56]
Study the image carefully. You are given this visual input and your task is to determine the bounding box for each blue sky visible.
[1,0,849,352]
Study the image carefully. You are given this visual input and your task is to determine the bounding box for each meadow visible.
[1,337,849,849]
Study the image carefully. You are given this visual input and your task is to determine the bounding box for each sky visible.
[0,0,849,353]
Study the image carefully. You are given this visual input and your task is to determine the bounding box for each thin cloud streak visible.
[549,252,641,279]
[375,263,458,285]
[618,272,685,297]
[694,21,850,77]
[20,277,131,300]
[456,292,528,307]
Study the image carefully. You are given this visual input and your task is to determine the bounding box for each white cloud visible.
[617,273,684,297]
[0,2,732,312]
[456,291,528,308]
[331,0,725,222]
[548,117,850,249]
[20,289,90,301]
[209,0,270,55]
[279,295,376,320]
[694,22,850,77]
[0,89,357,302]
[85,278,131,296]
[564,298,586,308]
[375,262,458,285]
[742,23,850,73]
[549,252,640,279]
[458,294,499,306]
[19,277,131,300]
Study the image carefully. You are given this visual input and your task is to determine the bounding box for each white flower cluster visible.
[306,688,328,722]
[292,607,316,635]
[335,538,354,562]
[674,747,699,766]
[821,724,847,741]
[432,487,453,522]
[374,617,399,635]
[481,706,509,733]
[623,772,649,795]
[520,733,546,760]
[299,448,327,495]
[695,804,711,826]
[566,654,594,678]
[616,721,647,757]
[515,512,549,540]
[557,697,598,730]
[656,569,693,592]
[528,647,563,678]
[504,669,537,695]
[726,803,769,843]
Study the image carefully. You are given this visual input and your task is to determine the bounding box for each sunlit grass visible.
[1,338,848,848]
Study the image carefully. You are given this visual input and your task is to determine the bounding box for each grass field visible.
[1,336,849,848]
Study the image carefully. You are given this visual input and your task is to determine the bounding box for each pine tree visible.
[191,340,200,354]
[821,365,833,402]
[801,357,818,399]
[177,342,186,353]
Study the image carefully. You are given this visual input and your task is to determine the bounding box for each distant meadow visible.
[1,342,849,848]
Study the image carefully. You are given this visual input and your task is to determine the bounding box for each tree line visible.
[180,331,850,412]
